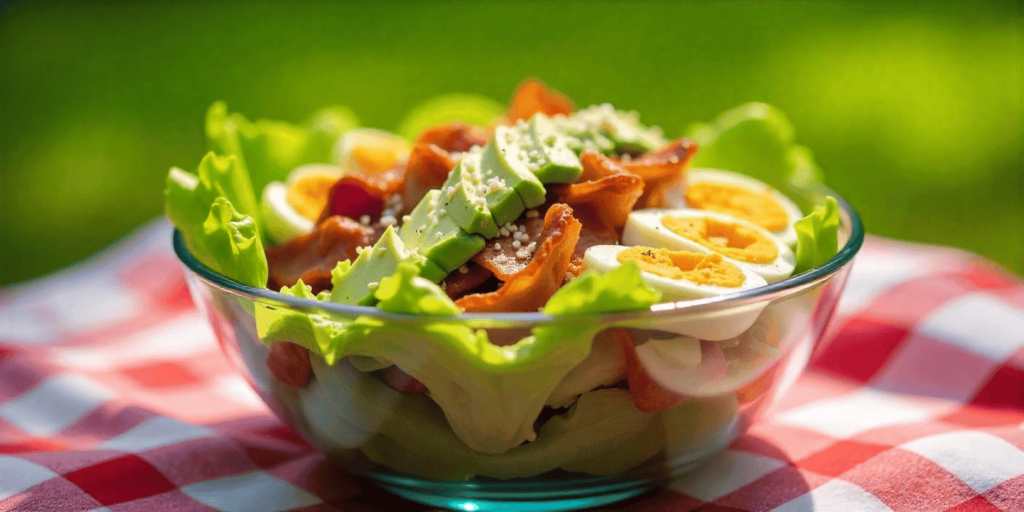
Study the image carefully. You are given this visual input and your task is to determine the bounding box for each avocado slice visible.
[523,114,584,184]
[442,148,500,239]
[329,226,445,306]
[399,189,486,273]
[477,141,532,224]
[559,104,667,155]
[491,125,548,207]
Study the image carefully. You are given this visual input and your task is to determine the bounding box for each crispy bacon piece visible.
[456,204,582,312]
[608,328,687,413]
[618,138,698,209]
[550,155,644,233]
[579,151,622,181]
[472,215,545,280]
[548,153,644,277]
[415,122,489,153]
[441,263,495,300]
[266,216,374,294]
[402,144,457,213]
[506,79,575,123]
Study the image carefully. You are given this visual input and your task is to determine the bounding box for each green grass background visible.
[1,0,1021,285]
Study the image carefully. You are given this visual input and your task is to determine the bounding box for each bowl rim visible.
[173,184,863,326]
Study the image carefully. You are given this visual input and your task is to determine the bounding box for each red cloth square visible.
[64,454,176,506]
[811,317,910,383]
[795,440,892,477]
[970,365,1024,411]
[122,361,201,388]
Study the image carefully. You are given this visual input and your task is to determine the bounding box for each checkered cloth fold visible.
[1,219,1022,512]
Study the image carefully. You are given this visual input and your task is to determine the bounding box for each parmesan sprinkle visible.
[526,210,540,218]
[516,249,530,259]
[494,243,502,250]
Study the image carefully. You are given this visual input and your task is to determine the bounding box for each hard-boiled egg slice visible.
[585,245,767,301]
[260,164,344,244]
[624,209,796,284]
[583,245,767,340]
[665,168,803,246]
[334,128,410,174]
[635,312,779,397]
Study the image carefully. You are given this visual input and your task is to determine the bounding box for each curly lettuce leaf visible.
[206,101,359,200]
[256,262,660,454]
[395,93,505,141]
[687,102,823,193]
[166,166,267,288]
[794,196,840,273]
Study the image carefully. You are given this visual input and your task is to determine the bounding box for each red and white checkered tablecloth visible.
[1,219,1022,512]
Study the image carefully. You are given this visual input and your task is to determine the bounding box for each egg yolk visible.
[617,247,746,288]
[351,140,406,173]
[286,174,336,220]
[662,216,779,264]
[685,182,788,232]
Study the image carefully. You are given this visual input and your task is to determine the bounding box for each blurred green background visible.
[1,0,1021,285]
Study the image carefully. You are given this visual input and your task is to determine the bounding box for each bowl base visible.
[380,482,656,511]
[368,475,659,511]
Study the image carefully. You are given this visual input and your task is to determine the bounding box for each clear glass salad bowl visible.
[173,188,863,512]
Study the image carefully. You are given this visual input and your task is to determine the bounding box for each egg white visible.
[664,168,803,247]
[260,165,346,245]
[261,181,314,245]
[584,245,767,303]
[635,312,779,396]
[334,128,410,173]
[583,244,767,340]
[623,209,796,284]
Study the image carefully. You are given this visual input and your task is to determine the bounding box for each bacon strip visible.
[553,153,645,232]
[506,79,575,123]
[472,215,546,280]
[442,263,495,300]
[457,204,582,313]
[415,122,489,153]
[402,143,457,213]
[618,138,698,209]
[266,216,374,294]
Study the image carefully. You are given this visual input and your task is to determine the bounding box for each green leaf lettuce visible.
[206,101,360,200]
[794,196,841,273]
[687,102,823,194]
[165,153,268,288]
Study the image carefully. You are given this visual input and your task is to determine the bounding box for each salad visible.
[166,80,840,480]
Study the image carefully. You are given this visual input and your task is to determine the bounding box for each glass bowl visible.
[173,187,863,512]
